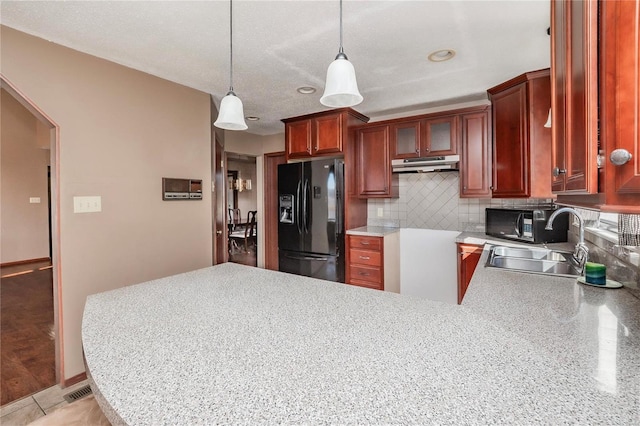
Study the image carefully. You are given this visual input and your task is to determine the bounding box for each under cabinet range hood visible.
[392,155,460,173]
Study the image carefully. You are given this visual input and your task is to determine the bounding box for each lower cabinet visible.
[346,233,399,292]
[457,243,483,304]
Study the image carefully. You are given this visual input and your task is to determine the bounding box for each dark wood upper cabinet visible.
[282,108,368,161]
[550,0,599,195]
[390,115,458,159]
[488,69,553,199]
[356,125,398,198]
[423,115,458,156]
[551,0,640,213]
[599,0,640,212]
[313,113,342,155]
[390,120,421,159]
[285,119,312,158]
[460,107,492,198]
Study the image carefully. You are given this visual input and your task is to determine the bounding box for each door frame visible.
[212,124,227,265]
[263,151,286,270]
[1,74,64,384]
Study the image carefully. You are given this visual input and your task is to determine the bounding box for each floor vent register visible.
[63,385,93,403]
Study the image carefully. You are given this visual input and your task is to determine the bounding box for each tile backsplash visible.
[367,171,551,230]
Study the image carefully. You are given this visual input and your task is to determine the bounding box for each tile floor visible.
[0,379,90,425]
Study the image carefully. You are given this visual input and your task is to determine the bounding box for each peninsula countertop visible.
[345,226,400,237]
[82,261,640,425]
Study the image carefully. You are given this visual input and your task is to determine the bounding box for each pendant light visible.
[214,0,248,131]
[320,0,363,108]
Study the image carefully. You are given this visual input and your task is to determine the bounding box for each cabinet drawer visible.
[349,236,382,251]
[349,265,382,284]
[349,249,381,267]
[348,278,383,291]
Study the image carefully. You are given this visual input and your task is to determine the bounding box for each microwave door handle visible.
[515,213,523,237]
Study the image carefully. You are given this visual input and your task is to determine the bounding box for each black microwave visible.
[485,208,569,243]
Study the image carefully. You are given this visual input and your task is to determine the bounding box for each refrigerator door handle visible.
[296,181,303,235]
[284,253,329,261]
[302,179,310,234]
[334,161,342,233]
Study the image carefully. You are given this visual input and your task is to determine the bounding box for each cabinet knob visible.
[216,230,223,235]
[610,149,632,166]
[553,167,567,177]
[415,148,419,154]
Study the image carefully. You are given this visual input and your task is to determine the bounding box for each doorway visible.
[226,153,257,267]
[1,78,61,406]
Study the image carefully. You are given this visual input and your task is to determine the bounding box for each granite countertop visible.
[345,226,400,237]
[82,262,640,425]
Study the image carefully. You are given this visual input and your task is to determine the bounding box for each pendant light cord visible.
[339,0,344,54]
[229,0,234,93]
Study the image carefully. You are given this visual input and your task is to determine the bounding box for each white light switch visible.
[377,207,384,218]
[73,196,102,213]
[29,197,41,204]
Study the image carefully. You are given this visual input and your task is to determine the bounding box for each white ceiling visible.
[0,0,551,135]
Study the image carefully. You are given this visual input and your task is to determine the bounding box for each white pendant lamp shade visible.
[214,92,248,130]
[321,0,363,108]
[320,53,363,107]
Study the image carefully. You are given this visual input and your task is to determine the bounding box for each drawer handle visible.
[360,241,370,245]
[359,256,371,260]
[358,272,370,276]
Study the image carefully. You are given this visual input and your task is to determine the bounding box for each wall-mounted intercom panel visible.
[162,178,202,200]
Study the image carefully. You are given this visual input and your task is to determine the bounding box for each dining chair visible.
[229,210,257,254]
[228,208,243,253]
[245,211,257,252]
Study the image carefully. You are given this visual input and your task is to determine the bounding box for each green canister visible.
[584,262,606,285]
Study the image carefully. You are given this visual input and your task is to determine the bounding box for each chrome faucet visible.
[545,207,589,270]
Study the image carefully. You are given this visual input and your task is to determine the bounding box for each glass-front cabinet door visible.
[423,115,458,156]
[390,120,421,159]
[391,116,458,159]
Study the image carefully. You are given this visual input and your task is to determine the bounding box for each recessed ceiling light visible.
[245,116,260,121]
[297,86,317,94]
[428,49,456,62]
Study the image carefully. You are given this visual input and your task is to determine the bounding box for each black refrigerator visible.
[278,158,345,282]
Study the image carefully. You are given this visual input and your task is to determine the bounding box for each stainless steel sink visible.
[490,246,572,262]
[486,245,582,277]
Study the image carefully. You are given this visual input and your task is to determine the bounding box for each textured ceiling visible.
[0,0,550,135]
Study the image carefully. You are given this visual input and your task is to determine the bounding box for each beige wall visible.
[1,26,213,380]
[225,131,284,156]
[1,89,50,263]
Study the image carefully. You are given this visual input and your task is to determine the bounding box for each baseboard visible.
[62,372,87,388]
[0,257,51,267]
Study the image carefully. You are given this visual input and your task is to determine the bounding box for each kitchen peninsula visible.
[82,262,639,425]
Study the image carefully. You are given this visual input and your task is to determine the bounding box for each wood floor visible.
[229,244,257,267]
[1,260,55,407]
